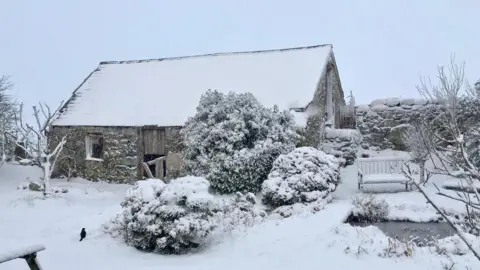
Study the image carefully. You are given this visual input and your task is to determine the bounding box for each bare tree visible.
[6,102,67,197]
[0,76,18,163]
[403,55,480,260]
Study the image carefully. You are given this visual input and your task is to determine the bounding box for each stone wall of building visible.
[50,126,186,183]
[164,127,186,179]
[50,126,139,183]
[301,58,345,148]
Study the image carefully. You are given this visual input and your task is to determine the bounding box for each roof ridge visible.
[99,44,332,65]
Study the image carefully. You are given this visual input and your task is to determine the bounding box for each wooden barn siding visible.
[137,126,167,179]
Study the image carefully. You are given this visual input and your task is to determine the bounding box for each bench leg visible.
[22,253,42,270]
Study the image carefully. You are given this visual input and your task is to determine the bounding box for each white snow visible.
[442,179,480,190]
[367,97,429,107]
[52,45,333,127]
[0,244,45,263]
[290,110,308,127]
[362,173,408,182]
[1,147,479,269]
[324,127,362,140]
[335,149,477,223]
[261,147,340,206]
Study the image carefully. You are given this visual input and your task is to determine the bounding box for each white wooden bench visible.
[357,157,411,191]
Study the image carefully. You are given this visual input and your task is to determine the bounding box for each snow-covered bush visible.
[105,177,268,253]
[216,192,266,232]
[17,182,68,193]
[435,233,480,256]
[0,76,17,163]
[269,198,330,218]
[114,177,220,254]
[261,147,340,208]
[475,79,480,98]
[465,127,480,169]
[351,194,389,223]
[380,237,414,258]
[182,90,300,194]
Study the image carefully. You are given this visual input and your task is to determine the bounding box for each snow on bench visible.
[0,244,45,270]
[357,157,411,191]
[442,179,480,193]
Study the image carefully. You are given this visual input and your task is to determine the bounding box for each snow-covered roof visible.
[53,44,333,127]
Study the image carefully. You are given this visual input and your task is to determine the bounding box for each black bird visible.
[79,228,86,241]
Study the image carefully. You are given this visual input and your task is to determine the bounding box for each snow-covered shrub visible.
[51,187,68,194]
[216,192,266,232]
[28,181,43,192]
[380,237,414,258]
[17,181,68,193]
[19,158,34,166]
[182,90,300,194]
[465,127,480,169]
[434,233,480,256]
[261,147,340,208]
[446,96,480,169]
[351,194,389,223]
[114,177,220,254]
[16,183,28,190]
[270,198,330,218]
[475,79,480,98]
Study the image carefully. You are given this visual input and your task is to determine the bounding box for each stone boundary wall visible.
[355,97,479,150]
[322,127,362,166]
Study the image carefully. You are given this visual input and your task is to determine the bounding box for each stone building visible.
[50,44,346,183]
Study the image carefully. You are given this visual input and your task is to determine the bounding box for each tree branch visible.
[403,167,480,261]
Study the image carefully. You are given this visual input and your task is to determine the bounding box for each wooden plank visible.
[142,128,166,155]
[142,162,154,178]
[136,128,144,180]
[357,158,408,175]
[155,158,164,180]
[146,156,165,165]
[363,180,407,184]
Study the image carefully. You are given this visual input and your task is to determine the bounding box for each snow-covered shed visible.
[50,44,346,182]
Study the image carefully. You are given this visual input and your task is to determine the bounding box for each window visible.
[85,133,104,161]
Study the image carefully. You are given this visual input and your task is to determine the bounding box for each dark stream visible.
[350,221,455,246]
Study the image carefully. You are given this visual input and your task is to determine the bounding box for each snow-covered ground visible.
[336,149,473,222]
[1,151,479,269]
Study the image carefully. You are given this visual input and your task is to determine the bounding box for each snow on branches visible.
[108,177,265,254]
[0,76,17,163]
[181,90,300,194]
[404,56,480,260]
[261,147,341,208]
[6,102,67,197]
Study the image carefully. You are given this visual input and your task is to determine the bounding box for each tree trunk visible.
[419,161,425,185]
[1,133,6,163]
[41,162,50,197]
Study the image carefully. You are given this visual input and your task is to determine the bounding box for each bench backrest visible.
[357,157,408,175]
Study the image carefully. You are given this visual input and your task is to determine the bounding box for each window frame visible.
[85,133,104,161]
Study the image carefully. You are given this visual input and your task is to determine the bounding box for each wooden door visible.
[142,128,166,155]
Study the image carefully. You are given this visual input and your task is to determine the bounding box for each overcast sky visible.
[1,0,478,121]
